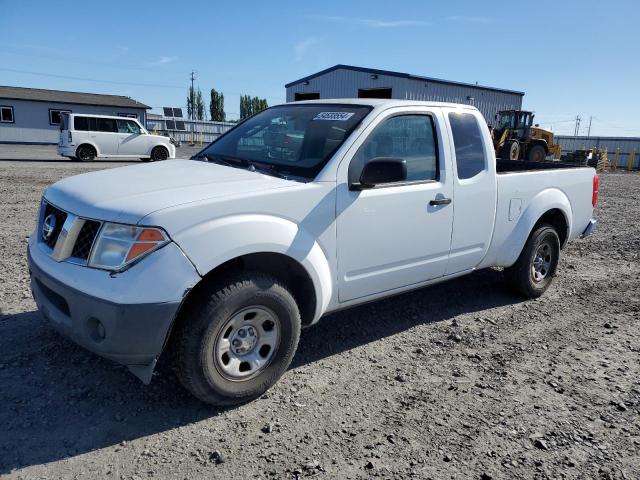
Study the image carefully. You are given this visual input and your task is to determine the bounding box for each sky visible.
[0,0,638,136]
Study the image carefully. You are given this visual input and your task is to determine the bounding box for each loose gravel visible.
[1,158,639,480]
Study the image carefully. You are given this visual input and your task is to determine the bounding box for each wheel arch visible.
[494,188,572,267]
[167,214,334,327]
[178,251,319,328]
[150,143,170,157]
[75,142,99,157]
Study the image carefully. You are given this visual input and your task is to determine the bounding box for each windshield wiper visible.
[201,153,291,180]
[202,153,250,169]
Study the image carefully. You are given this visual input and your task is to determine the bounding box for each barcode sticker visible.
[313,112,355,121]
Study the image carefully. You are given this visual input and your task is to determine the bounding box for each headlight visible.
[88,222,169,271]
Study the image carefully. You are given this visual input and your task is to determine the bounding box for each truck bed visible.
[496,159,587,173]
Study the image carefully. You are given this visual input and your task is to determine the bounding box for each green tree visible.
[240,95,268,119]
[195,88,205,121]
[210,88,225,122]
[186,85,196,120]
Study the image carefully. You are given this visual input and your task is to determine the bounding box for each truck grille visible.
[40,201,102,264]
[71,220,101,260]
[42,203,67,249]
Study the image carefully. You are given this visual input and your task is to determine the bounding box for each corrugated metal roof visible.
[0,86,151,109]
[285,64,525,96]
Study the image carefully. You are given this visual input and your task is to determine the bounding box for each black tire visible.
[172,272,301,406]
[504,224,560,298]
[501,140,520,160]
[528,144,547,162]
[150,146,169,161]
[76,145,96,162]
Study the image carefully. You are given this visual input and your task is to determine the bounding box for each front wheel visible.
[504,224,560,298]
[528,144,547,162]
[150,146,169,161]
[172,272,301,406]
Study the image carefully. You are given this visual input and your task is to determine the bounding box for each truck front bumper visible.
[27,241,201,383]
[580,218,597,238]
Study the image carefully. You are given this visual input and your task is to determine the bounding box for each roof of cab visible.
[289,98,480,110]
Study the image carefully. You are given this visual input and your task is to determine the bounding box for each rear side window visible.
[74,116,88,131]
[448,112,486,179]
[97,118,117,133]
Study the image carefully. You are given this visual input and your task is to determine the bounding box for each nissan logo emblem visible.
[42,214,57,241]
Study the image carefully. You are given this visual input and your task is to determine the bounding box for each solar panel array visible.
[162,107,183,118]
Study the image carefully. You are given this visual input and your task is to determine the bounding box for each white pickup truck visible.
[28,100,597,405]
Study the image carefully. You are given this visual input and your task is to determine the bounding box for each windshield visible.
[498,113,513,128]
[199,104,372,179]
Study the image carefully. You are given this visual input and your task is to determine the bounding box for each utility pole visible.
[189,71,196,121]
[587,116,592,139]
[574,115,581,136]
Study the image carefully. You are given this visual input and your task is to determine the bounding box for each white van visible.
[57,113,176,162]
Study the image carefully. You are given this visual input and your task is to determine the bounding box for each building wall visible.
[556,136,640,169]
[286,69,523,125]
[0,99,147,144]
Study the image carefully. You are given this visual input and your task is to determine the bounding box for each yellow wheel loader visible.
[492,110,562,162]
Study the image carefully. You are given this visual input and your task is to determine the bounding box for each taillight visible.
[68,131,72,142]
[592,174,599,207]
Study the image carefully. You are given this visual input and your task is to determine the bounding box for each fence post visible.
[628,148,636,171]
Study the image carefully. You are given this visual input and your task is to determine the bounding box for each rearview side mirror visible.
[352,158,407,190]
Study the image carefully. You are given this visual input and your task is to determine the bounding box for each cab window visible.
[349,114,438,184]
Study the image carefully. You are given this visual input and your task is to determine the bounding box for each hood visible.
[44,159,297,224]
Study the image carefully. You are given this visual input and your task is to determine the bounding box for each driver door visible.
[336,109,454,302]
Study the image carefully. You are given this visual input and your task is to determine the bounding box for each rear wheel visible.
[528,144,547,162]
[504,224,560,298]
[172,272,301,406]
[501,140,520,160]
[76,145,96,162]
[150,146,169,162]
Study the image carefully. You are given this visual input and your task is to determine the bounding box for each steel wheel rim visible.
[213,306,280,381]
[531,241,553,282]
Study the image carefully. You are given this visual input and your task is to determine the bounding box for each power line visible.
[0,67,286,102]
[0,67,185,89]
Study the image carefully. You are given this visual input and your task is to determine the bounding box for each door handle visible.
[429,198,452,206]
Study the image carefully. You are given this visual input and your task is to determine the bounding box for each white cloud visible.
[310,15,430,28]
[447,15,495,23]
[149,55,178,66]
[294,37,320,62]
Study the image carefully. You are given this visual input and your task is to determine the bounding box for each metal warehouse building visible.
[286,64,524,126]
[0,86,150,144]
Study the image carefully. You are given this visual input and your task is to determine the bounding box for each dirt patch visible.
[1,162,639,479]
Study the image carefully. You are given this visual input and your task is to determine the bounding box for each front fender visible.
[496,188,572,266]
[173,214,333,322]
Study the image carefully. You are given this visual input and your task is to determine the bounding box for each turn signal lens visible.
[88,223,169,271]
[592,174,599,207]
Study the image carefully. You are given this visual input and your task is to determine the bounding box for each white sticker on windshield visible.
[313,112,355,121]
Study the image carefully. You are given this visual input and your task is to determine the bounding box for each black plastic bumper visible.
[28,249,181,383]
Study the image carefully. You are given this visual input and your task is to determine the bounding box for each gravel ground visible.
[0,158,639,480]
